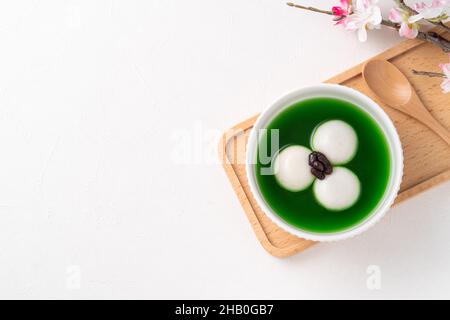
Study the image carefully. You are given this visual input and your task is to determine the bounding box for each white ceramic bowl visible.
[246,84,403,242]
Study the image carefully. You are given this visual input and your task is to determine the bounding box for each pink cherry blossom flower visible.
[440,56,450,93]
[389,7,419,39]
[409,0,450,23]
[332,0,353,26]
[344,0,382,42]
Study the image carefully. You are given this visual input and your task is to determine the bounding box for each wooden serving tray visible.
[219,32,450,258]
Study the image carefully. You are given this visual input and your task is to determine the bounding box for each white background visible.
[0,0,449,299]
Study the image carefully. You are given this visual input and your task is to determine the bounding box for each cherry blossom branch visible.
[286,2,450,52]
[412,70,446,78]
[416,31,450,52]
[286,2,398,28]
[440,22,450,32]
[394,0,450,32]
[286,3,333,15]
[394,0,416,14]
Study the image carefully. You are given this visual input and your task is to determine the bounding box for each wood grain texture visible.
[219,34,450,258]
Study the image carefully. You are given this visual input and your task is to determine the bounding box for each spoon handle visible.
[421,114,450,145]
[408,93,450,145]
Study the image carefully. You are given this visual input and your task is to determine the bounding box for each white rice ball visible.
[274,145,314,192]
[311,120,358,164]
[313,167,360,211]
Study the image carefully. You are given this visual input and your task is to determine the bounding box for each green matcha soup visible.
[255,97,392,233]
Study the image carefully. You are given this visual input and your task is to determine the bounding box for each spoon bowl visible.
[363,60,412,107]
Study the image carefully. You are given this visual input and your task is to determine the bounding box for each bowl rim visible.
[246,84,404,242]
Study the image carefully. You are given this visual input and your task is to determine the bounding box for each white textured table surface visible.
[0,0,449,299]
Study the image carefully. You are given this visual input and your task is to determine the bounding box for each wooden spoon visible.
[363,59,450,145]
